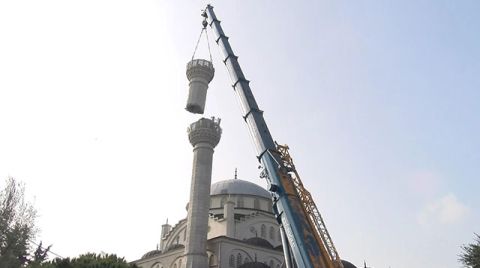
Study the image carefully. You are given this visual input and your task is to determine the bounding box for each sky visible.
[0,1,479,267]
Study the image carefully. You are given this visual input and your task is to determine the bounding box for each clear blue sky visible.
[0,1,478,268]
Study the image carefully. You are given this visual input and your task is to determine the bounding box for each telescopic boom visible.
[203,5,343,268]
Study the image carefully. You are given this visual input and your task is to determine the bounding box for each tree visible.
[39,253,138,268]
[0,177,38,267]
[0,177,50,268]
[460,233,480,268]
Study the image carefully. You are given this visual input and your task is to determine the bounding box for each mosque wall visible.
[210,238,284,268]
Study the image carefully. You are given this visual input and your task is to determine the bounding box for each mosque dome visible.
[211,179,271,199]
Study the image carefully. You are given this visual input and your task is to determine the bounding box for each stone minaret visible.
[184,117,222,268]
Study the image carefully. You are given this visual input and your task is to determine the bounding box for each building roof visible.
[211,179,271,199]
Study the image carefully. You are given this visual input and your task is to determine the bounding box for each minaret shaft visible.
[184,117,221,268]
[184,145,213,267]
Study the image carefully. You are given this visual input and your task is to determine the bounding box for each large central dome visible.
[211,179,271,199]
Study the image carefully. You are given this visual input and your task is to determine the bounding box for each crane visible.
[202,5,344,268]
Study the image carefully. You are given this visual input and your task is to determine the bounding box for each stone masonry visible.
[184,117,222,268]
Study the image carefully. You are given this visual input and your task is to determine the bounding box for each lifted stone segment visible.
[185,59,215,114]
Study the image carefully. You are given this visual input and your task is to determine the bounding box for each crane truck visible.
[201,5,344,268]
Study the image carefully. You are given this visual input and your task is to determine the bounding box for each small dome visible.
[211,179,270,199]
[142,249,161,259]
[239,262,270,268]
[342,260,357,268]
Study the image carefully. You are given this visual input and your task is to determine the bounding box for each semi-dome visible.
[211,179,270,199]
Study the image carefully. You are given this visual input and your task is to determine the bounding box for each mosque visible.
[132,59,357,268]
[133,178,286,268]
[131,118,357,268]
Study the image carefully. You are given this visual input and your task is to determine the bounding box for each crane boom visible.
[203,5,343,268]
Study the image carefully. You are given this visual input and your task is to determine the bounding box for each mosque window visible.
[269,260,274,267]
[173,264,177,268]
[229,255,235,267]
[261,224,266,238]
[209,255,215,265]
[269,226,274,240]
[254,198,260,210]
[179,259,182,267]
[237,253,242,267]
[237,197,244,208]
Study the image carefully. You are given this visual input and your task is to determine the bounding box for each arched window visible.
[175,236,179,245]
[151,263,162,268]
[269,226,275,240]
[229,255,235,267]
[173,264,177,268]
[261,224,266,238]
[237,197,244,208]
[269,260,274,267]
[276,264,280,268]
[237,253,242,267]
[221,197,227,208]
[253,198,260,210]
[178,259,182,267]
[209,255,215,265]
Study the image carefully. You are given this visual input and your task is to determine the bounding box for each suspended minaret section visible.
[184,117,222,268]
[185,59,214,114]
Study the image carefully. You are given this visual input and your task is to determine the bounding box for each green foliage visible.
[0,177,38,267]
[460,233,480,268]
[28,242,52,267]
[39,253,138,268]
[1,178,133,268]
